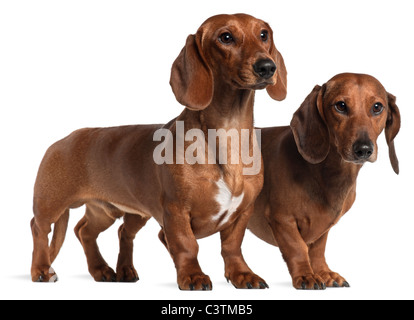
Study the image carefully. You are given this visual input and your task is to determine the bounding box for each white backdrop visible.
[1,0,413,300]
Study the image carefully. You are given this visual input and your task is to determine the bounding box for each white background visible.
[1,0,413,300]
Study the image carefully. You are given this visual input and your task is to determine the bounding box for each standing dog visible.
[30,14,287,290]
[248,73,400,289]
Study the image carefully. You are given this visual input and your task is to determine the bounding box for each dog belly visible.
[109,202,152,219]
[248,208,279,247]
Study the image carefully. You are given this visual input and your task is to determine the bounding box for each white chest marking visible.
[214,177,244,227]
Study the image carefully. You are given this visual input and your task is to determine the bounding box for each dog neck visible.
[296,149,362,217]
[176,82,255,130]
[175,83,257,195]
[316,149,363,206]
[201,83,255,131]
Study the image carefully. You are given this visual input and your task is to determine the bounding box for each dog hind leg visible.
[116,213,150,282]
[31,198,68,282]
[74,202,119,282]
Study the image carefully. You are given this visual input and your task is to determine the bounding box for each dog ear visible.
[266,34,287,101]
[170,33,214,110]
[290,85,330,164]
[385,93,401,174]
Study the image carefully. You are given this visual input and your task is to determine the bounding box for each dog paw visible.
[227,272,269,289]
[91,265,116,282]
[293,273,326,290]
[116,265,139,282]
[178,272,212,291]
[32,267,58,283]
[316,271,350,288]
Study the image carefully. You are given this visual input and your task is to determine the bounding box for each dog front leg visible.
[308,232,350,288]
[221,206,268,289]
[269,217,326,290]
[162,205,212,291]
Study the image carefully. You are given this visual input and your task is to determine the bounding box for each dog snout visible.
[253,59,276,80]
[353,139,374,160]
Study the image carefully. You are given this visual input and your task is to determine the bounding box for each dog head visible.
[170,13,287,110]
[291,73,401,174]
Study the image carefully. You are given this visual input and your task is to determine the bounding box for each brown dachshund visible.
[248,73,400,290]
[30,14,287,290]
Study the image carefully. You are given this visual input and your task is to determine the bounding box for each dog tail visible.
[49,209,70,264]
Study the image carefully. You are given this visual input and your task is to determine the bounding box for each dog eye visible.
[219,32,234,45]
[334,101,348,114]
[372,102,384,115]
[260,30,269,42]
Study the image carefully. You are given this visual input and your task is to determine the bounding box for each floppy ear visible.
[266,36,287,101]
[290,85,330,164]
[385,93,401,174]
[170,33,214,110]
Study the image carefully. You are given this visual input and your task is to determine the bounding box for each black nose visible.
[253,59,276,79]
[353,140,374,160]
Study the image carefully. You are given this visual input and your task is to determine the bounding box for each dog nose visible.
[353,140,374,160]
[253,59,276,79]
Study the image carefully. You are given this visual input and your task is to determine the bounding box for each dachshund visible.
[30,13,287,290]
[248,73,400,289]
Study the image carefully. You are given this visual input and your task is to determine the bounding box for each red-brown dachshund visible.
[249,73,400,289]
[30,14,287,290]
